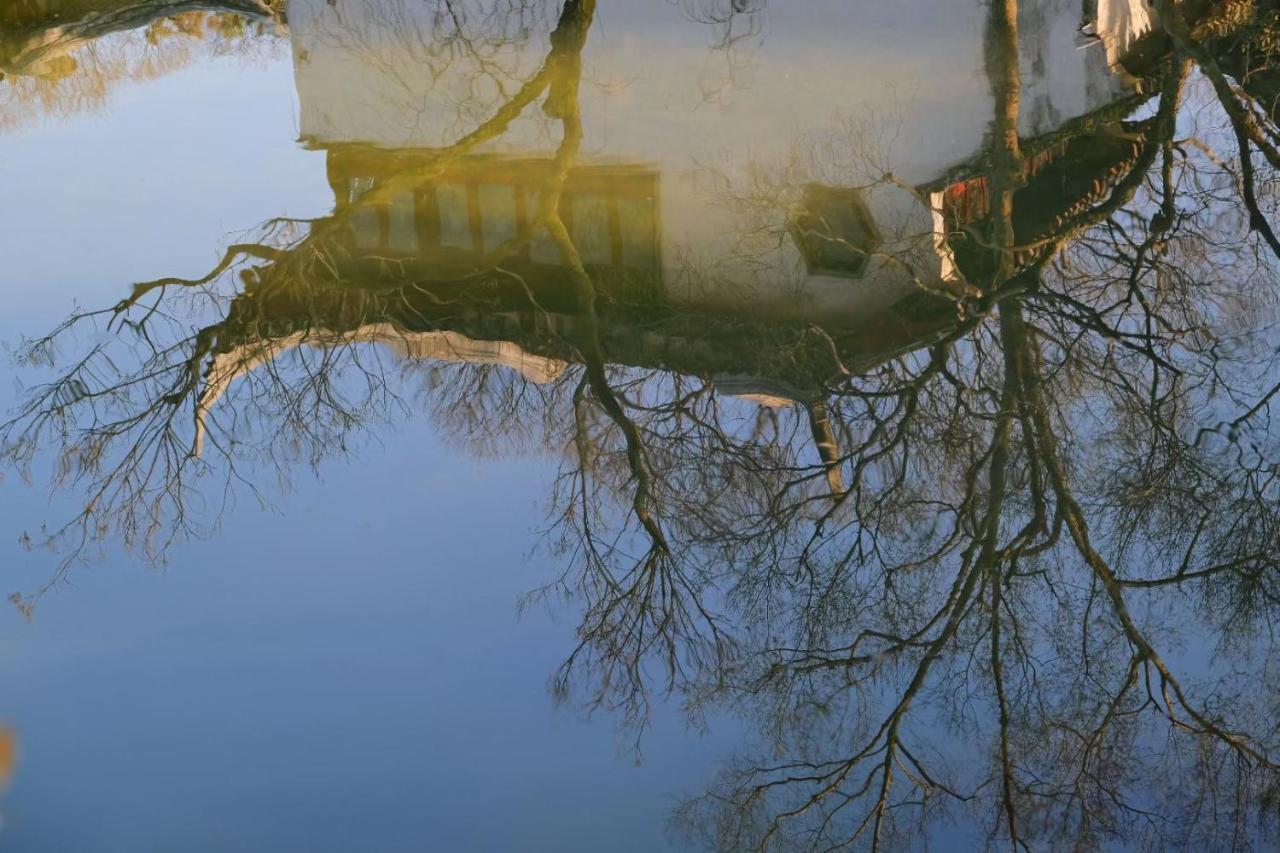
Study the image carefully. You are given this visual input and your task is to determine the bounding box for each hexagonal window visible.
[788,184,882,278]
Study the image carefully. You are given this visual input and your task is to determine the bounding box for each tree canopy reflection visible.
[0,1,285,128]
[5,0,1280,849]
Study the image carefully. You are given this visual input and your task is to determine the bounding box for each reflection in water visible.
[0,1,284,127]
[0,725,14,792]
[6,0,1280,849]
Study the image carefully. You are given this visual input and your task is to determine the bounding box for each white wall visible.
[289,0,1145,319]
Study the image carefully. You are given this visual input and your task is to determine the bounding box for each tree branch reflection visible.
[6,0,1280,849]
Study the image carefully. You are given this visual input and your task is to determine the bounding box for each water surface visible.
[3,1,1280,850]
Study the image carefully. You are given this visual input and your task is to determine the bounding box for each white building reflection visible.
[288,0,1159,319]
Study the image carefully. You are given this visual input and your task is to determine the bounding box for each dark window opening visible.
[788,184,882,278]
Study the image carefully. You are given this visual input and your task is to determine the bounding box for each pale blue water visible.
[4,3,1280,852]
[0,50,732,853]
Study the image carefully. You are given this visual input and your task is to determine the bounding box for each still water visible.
[2,0,1280,850]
